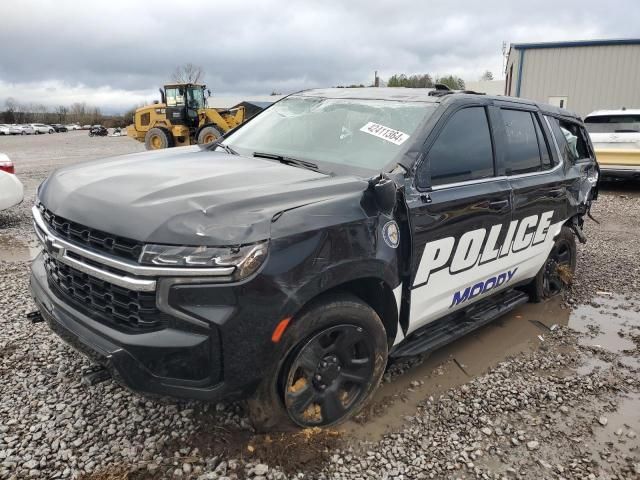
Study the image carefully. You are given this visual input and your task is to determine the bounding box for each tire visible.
[21,131,25,135]
[144,127,174,150]
[196,125,222,145]
[528,226,576,302]
[247,293,388,432]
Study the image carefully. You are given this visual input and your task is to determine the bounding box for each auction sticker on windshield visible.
[360,122,410,145]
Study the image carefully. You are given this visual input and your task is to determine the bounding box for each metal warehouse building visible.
[505,39,640,117]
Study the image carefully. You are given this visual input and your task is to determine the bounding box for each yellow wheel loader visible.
[127,83,246,150]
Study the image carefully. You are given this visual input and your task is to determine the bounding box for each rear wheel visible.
[197,125,222,145]
[528,226,576,302]
[144,127,174,150]
[247,293,388,431]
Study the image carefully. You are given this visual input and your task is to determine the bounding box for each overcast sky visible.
[1,0,638,113]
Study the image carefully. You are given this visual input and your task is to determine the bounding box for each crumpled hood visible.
[39,146,370,245]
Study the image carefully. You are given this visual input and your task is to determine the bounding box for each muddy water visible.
[568,293,640,369]
[0,233,40,262]
[344,297,571,441]
[592,392,640,460]
[345,293,640,441]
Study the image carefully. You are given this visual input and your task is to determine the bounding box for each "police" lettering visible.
[413,211,554,286]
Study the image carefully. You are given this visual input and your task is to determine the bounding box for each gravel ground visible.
[0,133,638,479]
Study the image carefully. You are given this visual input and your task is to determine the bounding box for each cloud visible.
[1,0,638,112]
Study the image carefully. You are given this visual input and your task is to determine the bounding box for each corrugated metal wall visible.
[506,44,640,117]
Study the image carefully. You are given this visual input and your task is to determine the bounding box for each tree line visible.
[0,97,127,127]
[386,73,467,90]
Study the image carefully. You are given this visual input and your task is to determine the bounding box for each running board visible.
[391,289,529,358]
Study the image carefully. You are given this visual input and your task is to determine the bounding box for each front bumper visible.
[30,253,280,402]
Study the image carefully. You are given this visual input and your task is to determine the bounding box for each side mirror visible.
[371,174,397,215]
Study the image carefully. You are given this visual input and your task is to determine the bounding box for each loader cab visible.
[164,83,205,128]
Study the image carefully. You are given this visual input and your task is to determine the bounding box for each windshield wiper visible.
[208,138,239,155]
[253,151,320,172]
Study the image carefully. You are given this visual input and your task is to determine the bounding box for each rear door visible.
[493,103,569,284]
[405,102,513,334]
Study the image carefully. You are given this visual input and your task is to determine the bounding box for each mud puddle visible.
[592,392,640,461]
[569,293,640,368]
[344,297,570,441]
[0,233,40,262]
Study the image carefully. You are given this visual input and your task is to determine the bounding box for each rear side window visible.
[546,116,590,163]
[501,109,544,175]
[584,114,640,133]
[420,106,494,187]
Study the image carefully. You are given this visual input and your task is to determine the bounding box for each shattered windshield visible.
[224,96,436,172]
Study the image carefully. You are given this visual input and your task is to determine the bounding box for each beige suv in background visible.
[585,109,640,179]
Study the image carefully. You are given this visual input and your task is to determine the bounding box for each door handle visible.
[488,199,509,210]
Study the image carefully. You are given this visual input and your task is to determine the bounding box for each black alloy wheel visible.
[283,324,376,427]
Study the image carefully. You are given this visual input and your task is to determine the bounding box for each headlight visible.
[139,241,268,280]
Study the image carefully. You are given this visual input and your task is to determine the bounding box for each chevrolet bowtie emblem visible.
[44,236,65,259]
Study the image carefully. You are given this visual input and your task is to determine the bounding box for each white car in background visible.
[31,123,55,134]
[66,124,81,131]
[0,153,24,211]
[0,125,10,136]
[585,109,640,179]
[19,125,35,135]
[6,124,23,135]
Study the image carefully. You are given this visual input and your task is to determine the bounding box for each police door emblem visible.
[382,221,399,249]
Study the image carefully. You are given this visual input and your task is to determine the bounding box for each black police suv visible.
[30,88,599,429]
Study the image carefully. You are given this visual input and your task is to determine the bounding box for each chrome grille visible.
[38,203,143,262]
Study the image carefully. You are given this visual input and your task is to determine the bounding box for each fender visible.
[279,258,401,323]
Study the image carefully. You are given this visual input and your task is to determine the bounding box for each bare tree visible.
[480,70,494,81]
[56,105,68,123]
[170,63,205,84]
[4,98,17,123]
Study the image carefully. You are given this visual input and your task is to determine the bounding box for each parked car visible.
[30,88,599,430]
[18,124,35,135]
[88,126,108,137]
[51,124,68,133]
[31,124,55,134]
[0,153,24,211]
[66,124,81,131]
[0,125,10,135]
[6,124,23,135]
[585,109,640,179]
[82,125,92,130]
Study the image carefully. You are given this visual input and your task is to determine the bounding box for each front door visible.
[406,104,513,334]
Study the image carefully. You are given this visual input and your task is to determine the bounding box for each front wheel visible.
[144,127,174,150]
[197,125,222,145]
[528,226,576,302]
[247,293,388,431]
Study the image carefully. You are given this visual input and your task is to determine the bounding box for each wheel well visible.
[322,278,398,346]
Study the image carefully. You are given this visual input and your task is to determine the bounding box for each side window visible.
[501,109,542,174]
[420,107,494,187]
[532,114,553,169]
[166,88,177,107]
[546,116,590,163]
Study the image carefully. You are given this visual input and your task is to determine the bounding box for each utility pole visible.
[374,71,380,87]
